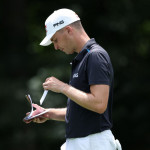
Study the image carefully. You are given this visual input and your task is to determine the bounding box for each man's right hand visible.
[23,104,50,124]
[24,116,49,124]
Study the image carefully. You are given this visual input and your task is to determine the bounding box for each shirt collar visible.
[74,38,96,62]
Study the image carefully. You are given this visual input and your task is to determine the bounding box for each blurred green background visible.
[0,0,150,149]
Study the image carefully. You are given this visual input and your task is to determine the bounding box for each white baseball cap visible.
[40,8,80,46]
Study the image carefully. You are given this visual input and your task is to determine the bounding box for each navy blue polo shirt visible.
[65,38,114,138]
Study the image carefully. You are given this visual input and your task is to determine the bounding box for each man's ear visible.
[65,26,73,34]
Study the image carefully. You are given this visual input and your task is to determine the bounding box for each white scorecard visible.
[40,90,48,105]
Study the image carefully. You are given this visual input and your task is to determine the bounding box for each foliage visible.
[0,0,150,149]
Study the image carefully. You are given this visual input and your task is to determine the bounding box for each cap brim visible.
[40,33,54,46]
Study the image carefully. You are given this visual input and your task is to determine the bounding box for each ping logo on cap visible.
[53,20,64,27]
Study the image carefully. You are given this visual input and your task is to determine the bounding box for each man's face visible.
[51,27,75,54]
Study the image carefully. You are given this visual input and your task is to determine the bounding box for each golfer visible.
[25,8,122,150]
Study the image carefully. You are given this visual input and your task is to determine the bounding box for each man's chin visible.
[65,51,74,55]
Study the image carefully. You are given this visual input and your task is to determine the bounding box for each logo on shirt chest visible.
[73,73,78,78]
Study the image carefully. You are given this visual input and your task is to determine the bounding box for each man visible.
[25,8,122,150]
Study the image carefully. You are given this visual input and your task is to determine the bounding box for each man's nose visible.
[54,44,59,50]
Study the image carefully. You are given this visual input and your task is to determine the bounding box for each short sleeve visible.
[87,51,111,85]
